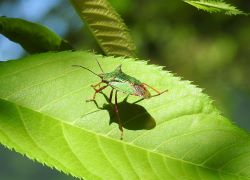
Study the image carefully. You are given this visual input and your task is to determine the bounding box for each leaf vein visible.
[122,144,141,180]
[96,135,124,179]
[5,68,91,100]
[60,122,100,179]
[152,129,239,152]
[15,105,70,173]
[146,151,163,180]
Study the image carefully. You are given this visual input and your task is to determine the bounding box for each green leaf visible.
[183,0,247,15]
[0,51,249,179]
[70,0,136,57]
[0,17,73,54]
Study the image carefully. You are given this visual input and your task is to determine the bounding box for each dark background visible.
[0,0,249,179]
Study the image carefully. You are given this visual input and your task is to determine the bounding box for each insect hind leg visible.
[114,90,123,140]
[142,83,168,97]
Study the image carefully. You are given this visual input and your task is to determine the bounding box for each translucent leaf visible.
[0,51,249,179]
[70,0,136,57]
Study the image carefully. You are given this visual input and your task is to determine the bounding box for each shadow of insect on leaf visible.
[92,92,156,131]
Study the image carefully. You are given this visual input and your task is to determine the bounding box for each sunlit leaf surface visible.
[0,51,249,179]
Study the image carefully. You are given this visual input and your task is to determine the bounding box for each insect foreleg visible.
[87,85,108,102]
[91,81,103,89]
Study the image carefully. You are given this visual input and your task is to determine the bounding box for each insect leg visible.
[87,85,108,102]
[114,90,123,140]
[91,81,102,89]
[142,83,168,96]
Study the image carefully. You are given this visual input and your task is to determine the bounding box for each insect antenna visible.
[72,65,101,78]
[95,58,104,73]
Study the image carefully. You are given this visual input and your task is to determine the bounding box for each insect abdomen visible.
[134,84,151,98]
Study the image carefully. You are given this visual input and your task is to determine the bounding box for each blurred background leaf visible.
[70,0,136,57]
[183,0,247,15]
[0,0,249,180]
[0,17,72,53]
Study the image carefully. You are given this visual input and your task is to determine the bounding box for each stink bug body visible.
[73,60,167,140]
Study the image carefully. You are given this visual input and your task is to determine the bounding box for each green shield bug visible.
[73,59,167,140]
